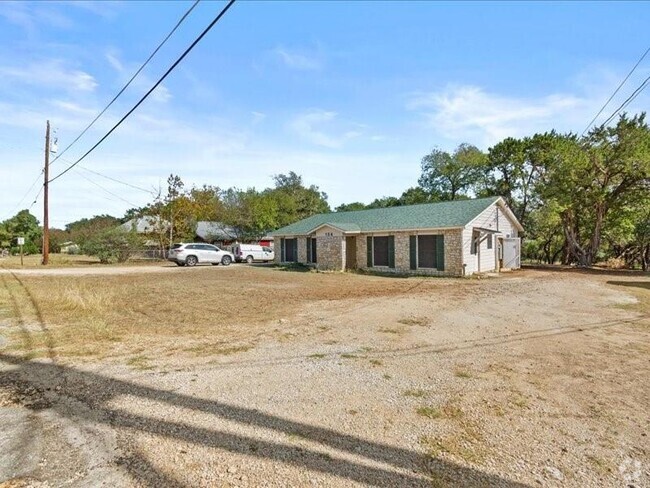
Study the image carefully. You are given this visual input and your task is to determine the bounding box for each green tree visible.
[335,202,367,212]
[270,172,330,227]
[419,143,486,200]
[82,227,144,264]
[540,114,650,266]
[66,214,121,249]
[1,210,42,253]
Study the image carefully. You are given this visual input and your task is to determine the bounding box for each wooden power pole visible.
[42,120,50,265]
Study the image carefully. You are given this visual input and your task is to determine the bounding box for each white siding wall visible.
[462,202,519,275]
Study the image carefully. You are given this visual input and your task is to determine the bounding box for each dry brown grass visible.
[0,253,164,269]
[1,265,462,361]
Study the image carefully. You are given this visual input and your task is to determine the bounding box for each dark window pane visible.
[373,236,389,266]
[487,234,493,249]
[311,238,317,263]
[418,235,437,268]
[285,238,296,262]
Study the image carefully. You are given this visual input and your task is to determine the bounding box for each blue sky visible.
[0,1,648,226]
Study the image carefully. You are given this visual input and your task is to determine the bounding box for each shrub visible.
[82,228,143,264]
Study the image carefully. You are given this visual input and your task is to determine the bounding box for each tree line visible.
[1,113,648,269]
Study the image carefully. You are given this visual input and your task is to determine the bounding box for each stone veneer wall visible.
[275,228,464,276]
[316,235,345,271]
[356,229,464,277]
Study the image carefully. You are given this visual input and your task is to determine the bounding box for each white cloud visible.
[0,59,97,92]
[274,47,322,71]
[0,1,74,33]
[103,50,171,103]
[407,85,592,147]
[288,110,362,148]
[251,111,266,125]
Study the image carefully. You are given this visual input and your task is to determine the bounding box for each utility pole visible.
[42,120,50,265]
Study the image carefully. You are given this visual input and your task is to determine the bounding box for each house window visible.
[284,238,297,262]
[471,230,480,255]
[306,237,317,263]
[373,236,389,266]
[487,234,493,249]
[417,235,437,268]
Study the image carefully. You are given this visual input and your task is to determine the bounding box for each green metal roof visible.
[272,197,501,236]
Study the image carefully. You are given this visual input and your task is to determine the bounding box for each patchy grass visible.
[126,355,153,370]
[419,431,484,465]
[378,327,402,334]
[397,316,429,327]
[454,368,473,379]
[340,353,358,359]
[184,343,252,357]
[369,359,383,367]
[416,401,464,420]
[586,454,613,475]
[403,389,427,398]
[307,353,327,359]
[416,406,442,419]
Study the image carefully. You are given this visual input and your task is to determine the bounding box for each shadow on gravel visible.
[607,280,650,291]
[523,264,650,277]
[0,353,531,488]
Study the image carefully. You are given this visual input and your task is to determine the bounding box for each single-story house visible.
[271,196,523,276]
[120,216,169,234]
[195,221,238,247]
[60,241,80,254]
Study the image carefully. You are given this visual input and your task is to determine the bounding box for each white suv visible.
[168,243,234,267]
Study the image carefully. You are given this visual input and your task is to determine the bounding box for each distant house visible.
[120,216,168,234]
[195,221,238,247]
[271,197,523,276]
[60,241,80,254]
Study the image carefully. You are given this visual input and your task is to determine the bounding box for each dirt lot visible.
[0,264,648,487]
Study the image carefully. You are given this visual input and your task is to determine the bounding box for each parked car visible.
[168,243,234,267]
[233,244,274,263]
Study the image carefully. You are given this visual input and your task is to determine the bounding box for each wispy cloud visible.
[0,59,97,92]
[407,85,591,147]
[0,1,74,34]
[251,111,266,125]
[288,110,362,148]
[103,49,171,103]
[273,46,323,71]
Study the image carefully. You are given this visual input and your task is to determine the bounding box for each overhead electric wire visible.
[49,0,236,184]
[49,0,201,166]
[599,74,650,128]
[1,172,43,220]
[73,168,141,207]
[76,165,157,195]
[581,46,650,136]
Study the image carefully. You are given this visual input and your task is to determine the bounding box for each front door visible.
[502,238,521,269]
[345,236,357,269]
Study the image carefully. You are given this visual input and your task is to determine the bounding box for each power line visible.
[49,0,236,184]
[73,168,142,207]
[50,0,201,166]
[581,46,650,136]
[1,172,43,220]
[600,74,650,128]
[76,165,157,195]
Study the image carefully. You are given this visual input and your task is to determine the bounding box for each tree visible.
[66,214,121,249]
[540,114,650,266]
[335,202,367,212]
[399,186,433,205]
[82,227,144,263]
[1,210,42,253]
[270,171,330,227]
[419,143,486,200]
